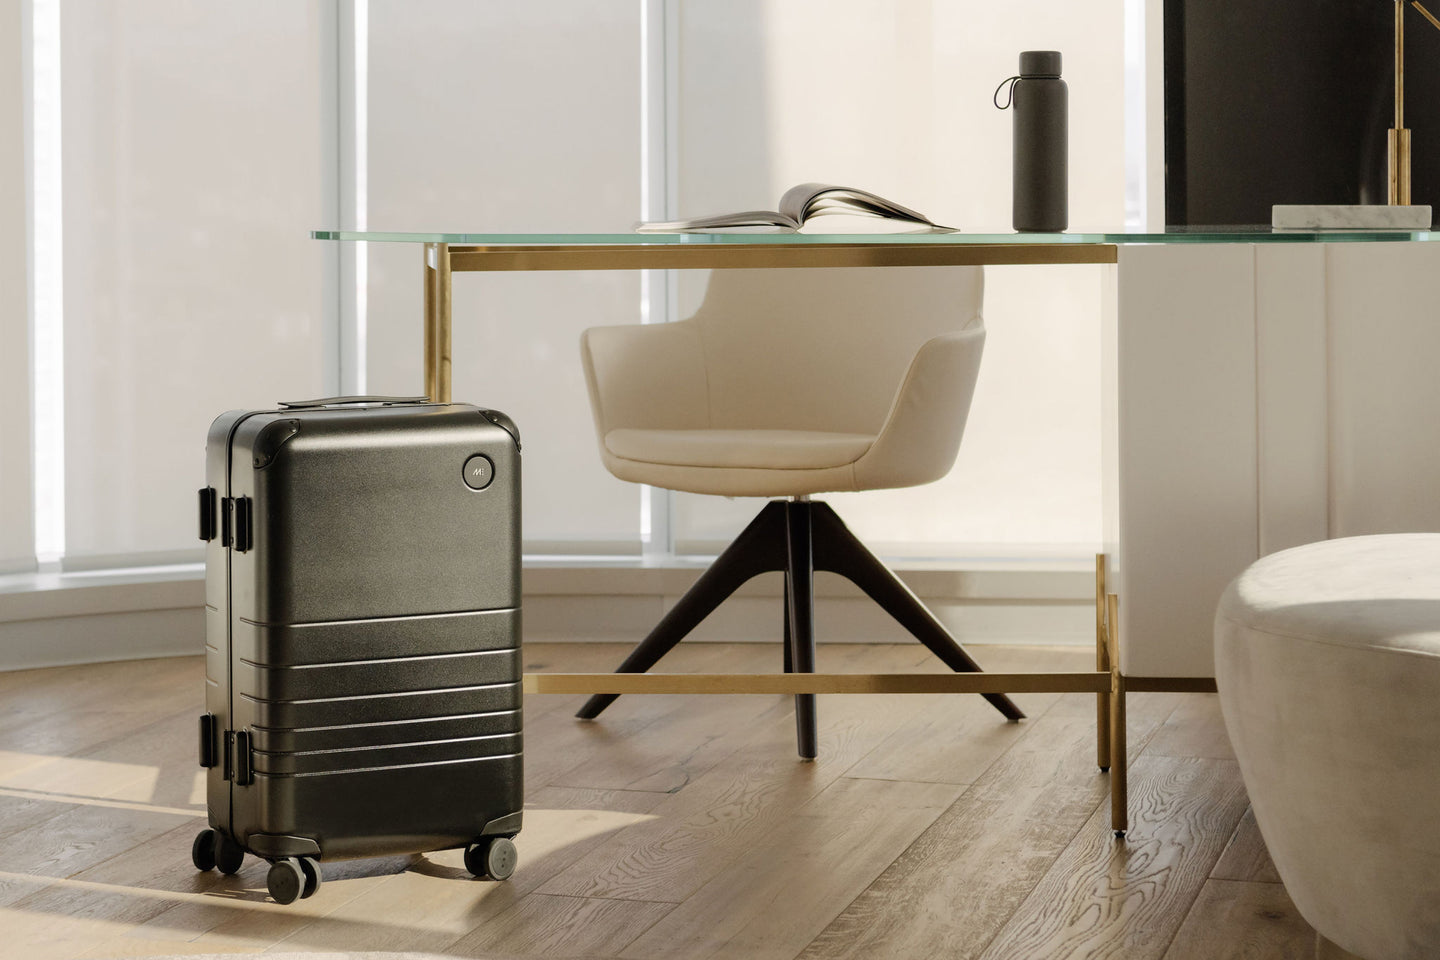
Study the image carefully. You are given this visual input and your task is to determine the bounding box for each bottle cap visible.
[1019,50,1062,78]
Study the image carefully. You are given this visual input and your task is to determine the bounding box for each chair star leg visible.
[786,501,819,759]
[811,502,1025,722]
[576,501,788,720]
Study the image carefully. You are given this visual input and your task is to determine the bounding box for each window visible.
[13,1,1129,572]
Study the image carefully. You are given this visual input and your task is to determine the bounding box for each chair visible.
[576,266,1023,757]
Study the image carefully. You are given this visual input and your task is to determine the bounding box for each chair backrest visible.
[687,266,984,435]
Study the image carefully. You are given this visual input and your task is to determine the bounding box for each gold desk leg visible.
[423,243,438,401]
[1108,592,1128,838]
[421,242,453,403]
[1096,554,1111,772]
[437,242,452,402]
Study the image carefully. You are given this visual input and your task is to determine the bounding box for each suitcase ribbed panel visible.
[243,680,522,730]
[249,708,521,753]
[236,646,521,701]
[234,608,518,665]
[253,731,522,775]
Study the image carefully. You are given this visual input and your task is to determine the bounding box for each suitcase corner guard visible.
[246,833,322,859]
[481,811,523,837]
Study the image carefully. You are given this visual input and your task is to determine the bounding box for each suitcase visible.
[191,396,523,904]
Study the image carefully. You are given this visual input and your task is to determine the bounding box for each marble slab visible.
[1271,204,1433,229]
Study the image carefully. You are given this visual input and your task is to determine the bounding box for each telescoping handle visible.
[277,395,432,409]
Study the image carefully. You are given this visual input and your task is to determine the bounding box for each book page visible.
[635,210,797,233]
[795,215,957,234]
[779,183,937,227]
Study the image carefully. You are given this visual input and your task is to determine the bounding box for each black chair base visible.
[576,500,1026,758]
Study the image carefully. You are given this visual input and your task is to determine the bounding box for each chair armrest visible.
[580,320,710,438]
[853,323,986,490]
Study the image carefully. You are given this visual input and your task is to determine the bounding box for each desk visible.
[315,227,1440,833]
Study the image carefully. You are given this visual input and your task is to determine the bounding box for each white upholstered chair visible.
[576,267,1023,756]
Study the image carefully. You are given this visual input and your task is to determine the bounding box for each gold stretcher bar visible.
[447,242,1118,273]
[522,671,1112,696]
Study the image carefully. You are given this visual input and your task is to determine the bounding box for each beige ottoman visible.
[1215,534,1440,960]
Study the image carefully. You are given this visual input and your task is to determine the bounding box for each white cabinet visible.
[1107,242,1440,677]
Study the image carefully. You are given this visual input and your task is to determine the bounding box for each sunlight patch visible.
[0,751,160,802]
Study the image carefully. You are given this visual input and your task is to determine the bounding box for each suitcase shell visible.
[200,399,523,864]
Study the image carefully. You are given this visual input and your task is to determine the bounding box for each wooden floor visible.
[0,642,1318,960]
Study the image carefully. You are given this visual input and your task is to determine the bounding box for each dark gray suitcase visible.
[191,396,523,903]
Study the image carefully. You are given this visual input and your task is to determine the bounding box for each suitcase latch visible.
[229,729,254,786]
[224,497,253,553]
[232,497,252,553]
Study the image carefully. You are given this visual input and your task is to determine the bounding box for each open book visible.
[635,183,954,233]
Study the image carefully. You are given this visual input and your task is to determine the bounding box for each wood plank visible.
[0,790,83,843]
[798,691,1181,960]
[549,691,791,795]
[262,786,669,956]
[844,646,1087,785]
[0,683,204,899]
[0,656,198,721]
[0,707,204,810]
[0,802,190,909]
[521,641,781,798]
[0,819,228,960]
[1162,878,1315,960]
[1143,694,1236,761]
[618,776,963,960]
[0,657,202,756]
[445,893,674,957]
[547,642,892,796]
[522,693,738,802]
[974,756,1249,960]
[124,854,415,953]
[1211,807,1281,884]
[535,670,944,903]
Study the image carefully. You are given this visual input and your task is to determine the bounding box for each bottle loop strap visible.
[993,76,1021,109]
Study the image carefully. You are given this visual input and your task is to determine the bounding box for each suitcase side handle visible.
[277,395,432,409]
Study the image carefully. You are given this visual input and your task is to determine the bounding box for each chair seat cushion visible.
[604,428,874,470]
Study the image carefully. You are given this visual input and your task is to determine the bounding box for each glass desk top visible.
[313,225,1438,245]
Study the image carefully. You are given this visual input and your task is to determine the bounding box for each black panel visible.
[1166,0,1440,224]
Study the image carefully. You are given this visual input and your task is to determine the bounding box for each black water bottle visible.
[999,50,1068,232]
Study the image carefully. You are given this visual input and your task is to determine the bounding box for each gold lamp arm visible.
[1414,1,1440,32]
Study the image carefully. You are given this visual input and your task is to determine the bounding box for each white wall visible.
[0,0,32,574]
[8,1,1126,573]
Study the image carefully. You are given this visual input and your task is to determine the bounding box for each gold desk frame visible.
[418,239,1214,837]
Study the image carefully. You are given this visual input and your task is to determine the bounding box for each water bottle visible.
[995,51,1068,232]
